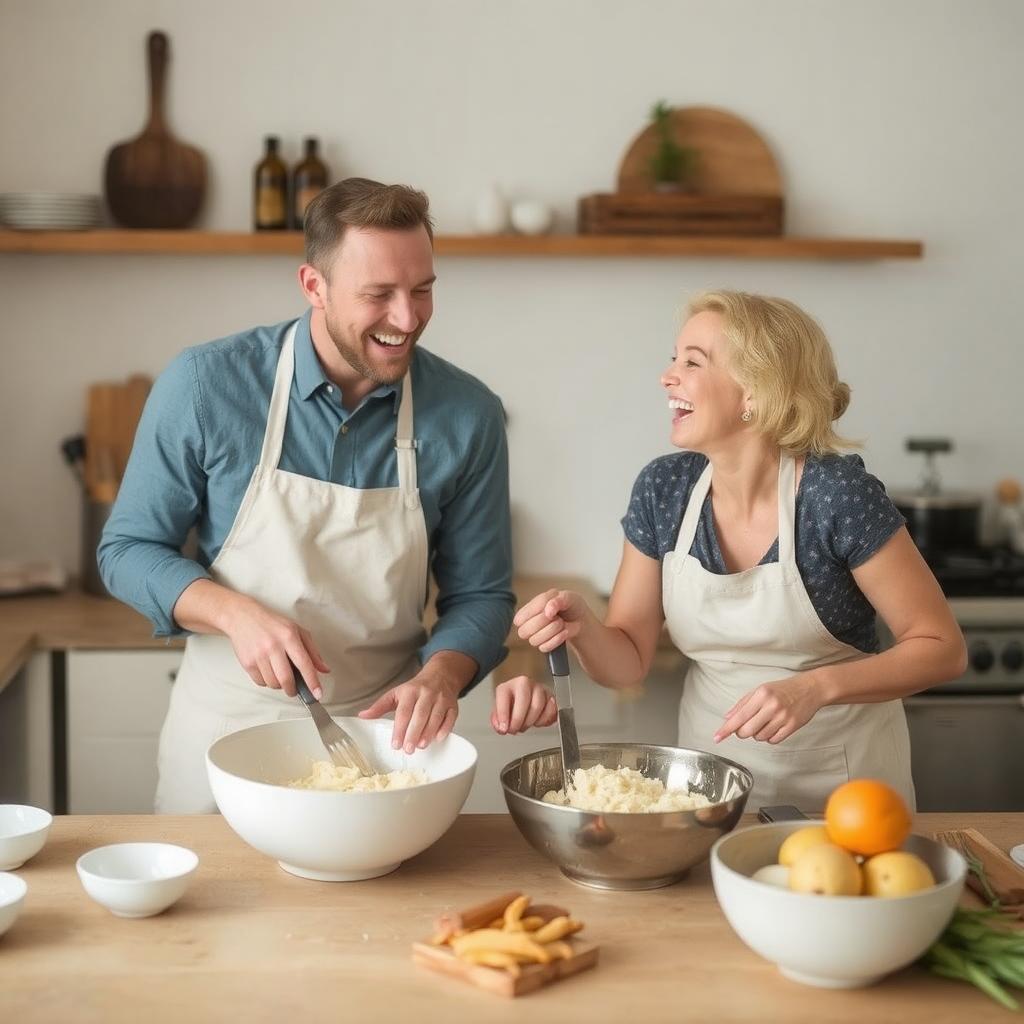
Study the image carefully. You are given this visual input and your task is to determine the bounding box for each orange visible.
[824,779,911,857]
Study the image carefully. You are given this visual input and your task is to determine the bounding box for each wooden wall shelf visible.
[0,229,922,261]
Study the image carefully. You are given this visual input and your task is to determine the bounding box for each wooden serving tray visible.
[411,890,599,997]
[412,939,599,997]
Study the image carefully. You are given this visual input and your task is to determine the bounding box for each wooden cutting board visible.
[616,106,783,196]
[104,31,206,228]
[411,890,599,997]
[85,375,152,502]
[113,373,152,477]
[412,939,599,997]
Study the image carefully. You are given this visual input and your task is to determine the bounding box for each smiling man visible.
[99,178,521,813]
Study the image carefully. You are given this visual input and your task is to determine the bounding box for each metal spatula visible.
[547,644,581,791]
[291,660,376,777]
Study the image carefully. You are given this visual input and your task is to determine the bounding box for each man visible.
[99,178,552,813]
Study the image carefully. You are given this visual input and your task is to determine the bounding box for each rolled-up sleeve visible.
[97,349,210,636]
[419,393,515,690]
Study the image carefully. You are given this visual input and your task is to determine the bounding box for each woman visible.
[508,291,966,811]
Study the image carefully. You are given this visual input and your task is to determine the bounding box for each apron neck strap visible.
[675,462,713,553]
[777,452,797,564]
[394,371,418,507]
[674,453,798,563]
[258,321,299,472]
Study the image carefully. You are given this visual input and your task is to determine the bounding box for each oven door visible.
[903,693,1024,811]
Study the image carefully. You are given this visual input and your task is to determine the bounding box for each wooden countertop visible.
[0,588,178,689]
[1,812,1019,1022]
[0,577,683,693]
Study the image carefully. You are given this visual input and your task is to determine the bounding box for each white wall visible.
[1,0,1022,592]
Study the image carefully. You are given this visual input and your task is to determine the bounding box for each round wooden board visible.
[617,106,782,196]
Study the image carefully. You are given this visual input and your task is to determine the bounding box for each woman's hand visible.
[714,675,824,745]
[512,589,590,653]
[491,676,557,735]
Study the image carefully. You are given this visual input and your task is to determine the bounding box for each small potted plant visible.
[648,100,697,192]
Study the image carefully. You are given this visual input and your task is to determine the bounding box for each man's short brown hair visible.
[303,177,434,272]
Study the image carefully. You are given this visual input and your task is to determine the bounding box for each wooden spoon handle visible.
[146,30,169,134]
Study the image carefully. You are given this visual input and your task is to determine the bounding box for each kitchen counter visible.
[0,577,684,694]
[0,588,177,692]
[1,812,1019,1022]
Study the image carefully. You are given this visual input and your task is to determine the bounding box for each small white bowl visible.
[711,821,966,988]
[0,805,53,870]
[0,872,28,938]
[76,843,198,918]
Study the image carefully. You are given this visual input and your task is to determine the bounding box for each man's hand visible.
[358,651,476,754]
[220,593,329,699]
[174,580,329,697]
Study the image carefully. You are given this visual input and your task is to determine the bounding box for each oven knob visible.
[1002,642,1024,672]
[970,642,995,672]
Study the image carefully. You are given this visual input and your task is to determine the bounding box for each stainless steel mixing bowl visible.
[500,742,753,891]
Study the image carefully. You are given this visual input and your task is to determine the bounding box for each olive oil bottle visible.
[253,136,288,231]
[291,137,329,228]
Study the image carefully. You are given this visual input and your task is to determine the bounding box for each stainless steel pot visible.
[892,438,982,555]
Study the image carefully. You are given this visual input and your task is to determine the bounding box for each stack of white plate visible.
[0,192,103,231]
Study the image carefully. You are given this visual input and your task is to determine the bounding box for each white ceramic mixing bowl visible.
[206,717,477,881]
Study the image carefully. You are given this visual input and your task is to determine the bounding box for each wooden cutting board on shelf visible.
[104,31,206,228]
[578,106,785,237]
[616,105,783,196]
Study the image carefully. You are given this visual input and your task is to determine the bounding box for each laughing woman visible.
[510,291,966,811]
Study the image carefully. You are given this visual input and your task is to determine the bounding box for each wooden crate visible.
[578,192,784,236]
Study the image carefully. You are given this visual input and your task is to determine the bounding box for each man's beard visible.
[323,310,416,386]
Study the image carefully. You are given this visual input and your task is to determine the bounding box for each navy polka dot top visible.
[621,452,906,654]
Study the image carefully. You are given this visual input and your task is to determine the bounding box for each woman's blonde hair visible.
[688,290,857,455]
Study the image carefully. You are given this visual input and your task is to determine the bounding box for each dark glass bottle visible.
[291,137,329,228]
[253,136,288,231]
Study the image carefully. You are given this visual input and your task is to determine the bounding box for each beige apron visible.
[155,321,429,813]
[665,453,915,813]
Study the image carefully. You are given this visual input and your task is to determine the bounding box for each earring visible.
[741,409,753,422]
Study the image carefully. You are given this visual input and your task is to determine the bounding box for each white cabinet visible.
[67,650,182,814]
[63,649,684,814]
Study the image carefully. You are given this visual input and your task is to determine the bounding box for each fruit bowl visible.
[710,821,967,988]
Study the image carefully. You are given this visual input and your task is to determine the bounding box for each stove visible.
[926,546,1024,599]
[900,546,1024,811]
[944,596,1024,693]
[920,545,1024,691]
